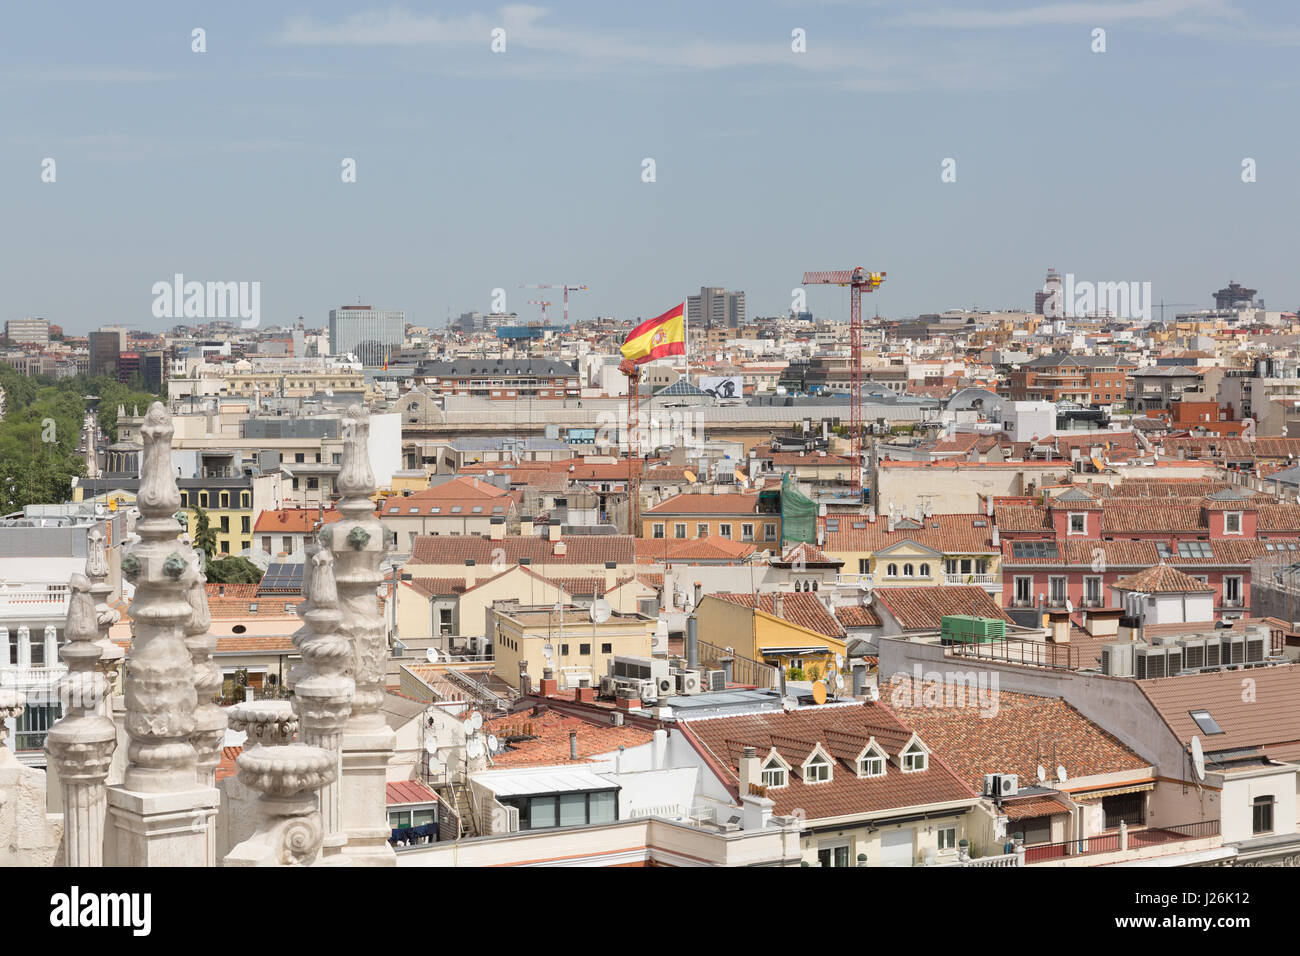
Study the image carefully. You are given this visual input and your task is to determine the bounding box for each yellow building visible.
[823,513,1002,604]
[489,603,656,691]
[642,491,781,547]
[177,474,282,556]
[693,592,847,676]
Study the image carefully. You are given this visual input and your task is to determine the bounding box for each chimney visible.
[693,580,703,609]
[548,519,562,542]
[569,730,579,760]
[489,516,505,540]
[774,592,785,618]
[652,728,667,770]
[991,525,1000,546]
[686,615,699,670]
[520,515,534,536]
[887,512,896,533]
[517,659,531,696]
[539,667,558,697]
[662,569,675,611]
[851,661,867,697]
[604,560,617,595]
[463,558,476,588]
[738,745,760,794]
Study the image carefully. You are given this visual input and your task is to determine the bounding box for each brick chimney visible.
[774,592,785,618]
[489,516,505,540]
[538,667,558,697]
[520,515,534,536]
[738,745,760,794]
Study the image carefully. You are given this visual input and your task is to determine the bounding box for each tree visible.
[205,556,263,584]
[192,505,218,560]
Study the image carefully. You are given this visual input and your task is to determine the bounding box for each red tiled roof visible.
[253,508,343,534]
[634,535,756,563]
[644,492,764,516]
[1112,563,1215,593]
[409,534,634,566]
[484,710,653,767]
[710,592,845,641]
[679,702,976,820]
[836,605,882,628]
[888,678,1148,792]
[1140,664,1300,753]
[875,586,1012,631]
[825,514,997,554]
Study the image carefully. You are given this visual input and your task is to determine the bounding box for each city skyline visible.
[4,1,1299,333]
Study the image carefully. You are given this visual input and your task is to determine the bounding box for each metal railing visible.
[697,639,778,689]
[948,637,1081,670]
[944,573,998,587]
[837,573,874,589]
[1023,819,1219,864]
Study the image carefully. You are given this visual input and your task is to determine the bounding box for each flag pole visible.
[682,300,691,389]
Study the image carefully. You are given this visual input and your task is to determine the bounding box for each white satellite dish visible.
[1065,599,1074,614]
[487,734,499,754]
[426,647,439,664]
[1037,765,1046,783]
[469,711,483,732]
[590,599,612,624]
[424,738,438,755]
[1057,765,1068,783]
[834,653,845,670]
[863,590,873,605]
[466,737,483,759]
[1190,735,1205,781]
[542,643,555,660]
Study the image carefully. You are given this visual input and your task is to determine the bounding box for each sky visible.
[2,0,1298,334]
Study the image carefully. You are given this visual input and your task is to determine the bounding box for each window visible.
[1048,576,1066,606]
[1178,541,1213,558]
[560,644,569,655]
[1102,792,1145,828]
[578,643,590,656]
[901,743,927,772]
[1224,576,1242,605]
[199,492,209,508]
[674,523,687,539]
[887,563,899,578]
[1084,576,1102,606]
[804,753,831,783]
[859,751,885,777]
[307,477,319,491]
[438,609,452,635]
[919,563,930,577]
[1069,513,1086,534]
[1253,796,1275,835]
[241,492,250,508]
[938,827,957,851]
[764,523,778,539]
[859,558,870,574]
[817,844,850,868]
[180,492,189,507]
[241,516,250,534]
[719,523,732,538]
[742,523,755,541]
[1225,512,1242,534]
[761,758,787,788]
[1014,816,1053,846]
[601,643,612,654]
[261,536,272,553]
[1189,709,1224,735]
[502,790,619,831]
[653,523,665,539]
[697,523,709,538]
[903,563,914,577]
[1011,541,1058,559]
[1015,576,1032,606]
[219,492,230,508]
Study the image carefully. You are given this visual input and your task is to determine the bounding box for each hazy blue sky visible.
[3,1,1298,333]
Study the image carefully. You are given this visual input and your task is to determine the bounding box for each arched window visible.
[812,580,819,591]
[920,563,930,577]
[903,563,915,577]
[887,563,898,577]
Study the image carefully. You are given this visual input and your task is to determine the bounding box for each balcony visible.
[1023,820,1220,866]
[944,573,999,591]
[0,586,70,621]
[837,573,874,589]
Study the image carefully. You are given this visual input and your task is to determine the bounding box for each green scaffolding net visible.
[780,473,817,545]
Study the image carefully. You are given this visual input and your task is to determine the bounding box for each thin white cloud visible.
[889,0,1242,29]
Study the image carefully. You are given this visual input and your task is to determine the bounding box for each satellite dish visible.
[1037,765,1046,783]
[487,734,499,754]
[469,711,483,732]
[863,590,873,605]
[590,599,612,624]
[834,653,845,670]
[424,738,438,755]
[1057,765,1068,783]
[1190,735,1205,781]
[1065,599,1074,614]
[811,681,827,705]
[426,647,439,663]
[542,643,555,660]
[466,738,483,759]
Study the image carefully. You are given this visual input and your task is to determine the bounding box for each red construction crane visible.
[801,267,886,499]
[520,283,588,324]
[526,299,553,323]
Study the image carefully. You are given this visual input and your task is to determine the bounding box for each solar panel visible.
[258,562,305,595]
[1011,541,1059,559]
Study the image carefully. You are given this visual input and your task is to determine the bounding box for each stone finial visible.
[228,700,298,749]
[184,551,226,789]
[337,405,376,503]
[225,744,335,867]
[119,401,198,794]
[44,575,117,866]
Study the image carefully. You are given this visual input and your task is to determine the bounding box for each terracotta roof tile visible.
[875,585,1012,631]
[711,592,845,641]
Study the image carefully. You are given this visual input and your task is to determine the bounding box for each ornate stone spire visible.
[118,402,198,793]
[292,549,354,859]
[223,744,335,867]
[44,574,117,867]
[84,524,123,720]
[184,550,227,801]
[320,404,396,865]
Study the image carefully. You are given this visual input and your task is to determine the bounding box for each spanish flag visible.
[621,303,686,365]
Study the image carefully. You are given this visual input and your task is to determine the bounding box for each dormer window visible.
[1225,512,1242,535]
[803,752,832,784]
[859,746,886,778]
[761,757,787,789]
[901,742,927,772]
[1069,513,1086,535]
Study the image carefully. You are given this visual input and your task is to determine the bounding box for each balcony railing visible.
[1023,819,1219,865]
[837,573,874,589]
[944,573,998,588]
[0,586,71,619]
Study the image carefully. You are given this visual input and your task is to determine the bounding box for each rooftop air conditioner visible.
[673,669,701,695]
[985,773,1019,798]
[706,669,727,692]
[1221,633,1246,666]
[1180,637,1211,671]
[1245,631,1267,663]
[1100,642,1135,678]
[1134,644,1168,680]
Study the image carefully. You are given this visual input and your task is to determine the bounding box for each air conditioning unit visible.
[984,773,1019,798]
[615,677,658,702]
[655,675,677,698]
[1245,630,1267,663]
[599,675,618,698]
[1180,637,1211,670]
[1100,642,1135,677]
[1163,645,1183,676]
[1134,644,1168,680]
[1221,633,1246,666]
[705,669,727,692]
[673,669,701,695]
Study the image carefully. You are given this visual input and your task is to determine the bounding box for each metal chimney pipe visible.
[686,615,699,670]
[569,730,578,760]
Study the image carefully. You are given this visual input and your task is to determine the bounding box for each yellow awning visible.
[1069,781,1155,801]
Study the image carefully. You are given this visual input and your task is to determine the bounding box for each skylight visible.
[1189,710,1224,735]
